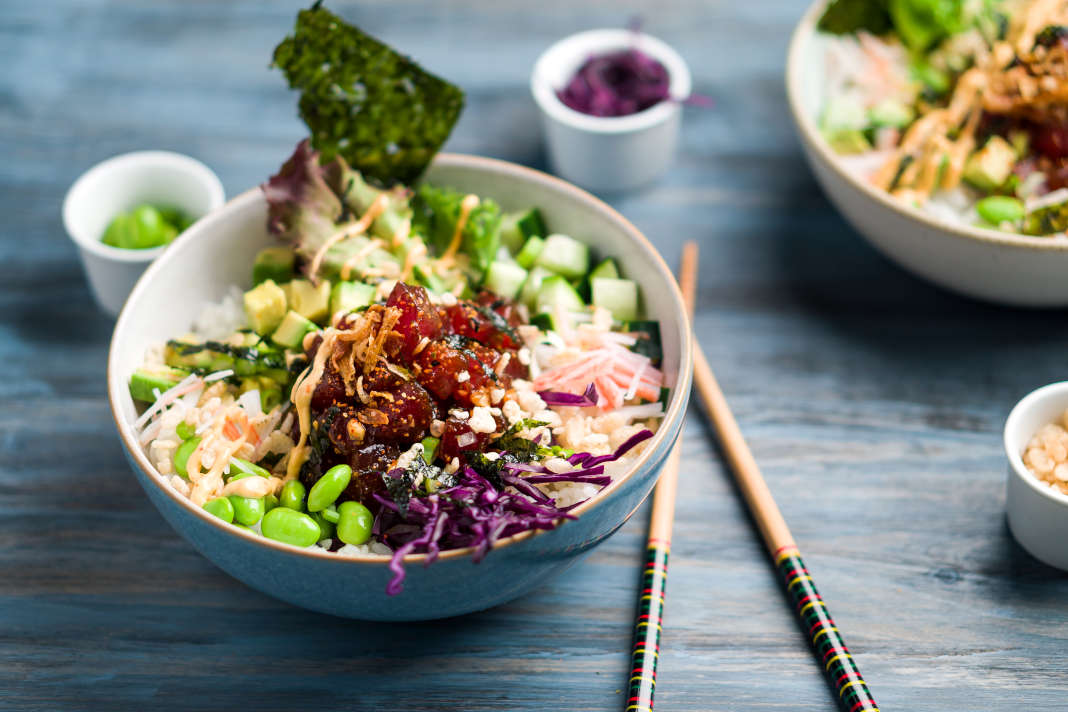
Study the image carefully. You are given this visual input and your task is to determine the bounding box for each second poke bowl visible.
[787,0,1068,307]
[108,149,692,620]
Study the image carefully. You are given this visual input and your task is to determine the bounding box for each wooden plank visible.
[2,1,1067,710]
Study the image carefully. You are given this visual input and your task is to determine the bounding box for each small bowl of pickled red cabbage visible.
[63,151,224,316]
[531,28,692,193]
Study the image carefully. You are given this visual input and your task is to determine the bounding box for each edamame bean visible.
[336,501,373,546]
[260,508,321,547]
[174,437,201,479]
[263,494,279,513]
[309,511,335,541]
[976,196,1024,225]
[203,497,234,523]
[176,421,195,441]
[321,505,340,524]
[307,464,352,512]
[280,480,306,511]
[229,495,266,526]
[229,457,271,479]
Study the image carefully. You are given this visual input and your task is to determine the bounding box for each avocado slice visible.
[824,129,872,155]
[330,281,377,316]
[282,279,332,324]
[252,247,296,286]
[243,279,287,336]
[272,310,318,349]
[129,366,190,403]
[963,136,1017,192]
[868,99,913,128]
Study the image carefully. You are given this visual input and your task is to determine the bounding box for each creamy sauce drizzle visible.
[286,328,338,481]
[309,194,388,281]
[340,238,385,281]
[435,194,479,273]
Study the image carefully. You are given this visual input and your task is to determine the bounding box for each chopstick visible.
[625,242,697,712]
[690,281,880,710]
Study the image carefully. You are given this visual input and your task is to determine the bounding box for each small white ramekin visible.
[1004,381,1068,570]
[530,29,691,193]
[63,151,225,317]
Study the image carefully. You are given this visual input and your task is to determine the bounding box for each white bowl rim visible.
[63,150,226,263]
[786,0,1068,253]
[531,28,692,135]
[108,152,694,566]
[1004,380,1068,508]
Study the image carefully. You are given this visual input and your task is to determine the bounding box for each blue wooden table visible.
[4,2,1067,710]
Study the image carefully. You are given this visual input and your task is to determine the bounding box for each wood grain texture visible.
[3,1,1068,710]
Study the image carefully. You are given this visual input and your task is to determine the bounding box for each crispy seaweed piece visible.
[272,3,465,186]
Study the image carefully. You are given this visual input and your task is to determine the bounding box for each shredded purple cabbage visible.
[557,48,671,117]
[376,427,655,595]
[538,383,598,407]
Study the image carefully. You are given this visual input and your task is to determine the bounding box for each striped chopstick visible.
[625,242,698,712]
[691,327,879,710]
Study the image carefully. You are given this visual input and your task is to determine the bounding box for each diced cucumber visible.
[591,277,639,322]
[530,310,584,332]
[499,208,547,253]
[534,234,589,280]
[519,266,554,310]
[252,247,296,286]
[515,236,545,270]
[484,261,528,300]
[282,279,332,324]
[244,279,287,336]
[271,310,318,349]
[588,258,620,281]
[129,366,190,403]
[330,281,377,316]
[411,263,446,293]
[536,275,586,315]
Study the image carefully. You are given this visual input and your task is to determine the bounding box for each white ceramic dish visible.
[1004,381,1068,571]
[63,151,225,317]
[531,29,691,193]
[107,153,693,619]
[786,0,1068,307]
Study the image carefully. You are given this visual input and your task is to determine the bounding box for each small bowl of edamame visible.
[63,151,225,317]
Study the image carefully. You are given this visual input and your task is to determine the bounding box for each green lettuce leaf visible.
[411,183,501,281]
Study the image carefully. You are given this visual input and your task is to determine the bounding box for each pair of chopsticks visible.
[625,242,878,712]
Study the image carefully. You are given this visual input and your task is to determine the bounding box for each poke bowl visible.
[787,0,1068,307]
[107,150,693,621]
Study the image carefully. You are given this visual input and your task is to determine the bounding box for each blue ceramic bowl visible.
[107,154,693,620]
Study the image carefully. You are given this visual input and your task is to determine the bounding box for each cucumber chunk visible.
[515,236,545,270]
[129,366,190,403]
[536,275,586,315]
[588,258,620,281]
[534,234,589,280]
[252,247,296,286]
[484,261,528,300]
[519,266,554,309]
[330,281,377,317]
[500,208,547,253]
[271,310,318,349]
[591,277,639,322]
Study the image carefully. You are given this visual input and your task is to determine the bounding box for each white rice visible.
[191,286,247,340]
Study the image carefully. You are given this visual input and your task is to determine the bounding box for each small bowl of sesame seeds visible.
[1004,381,1068,570]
